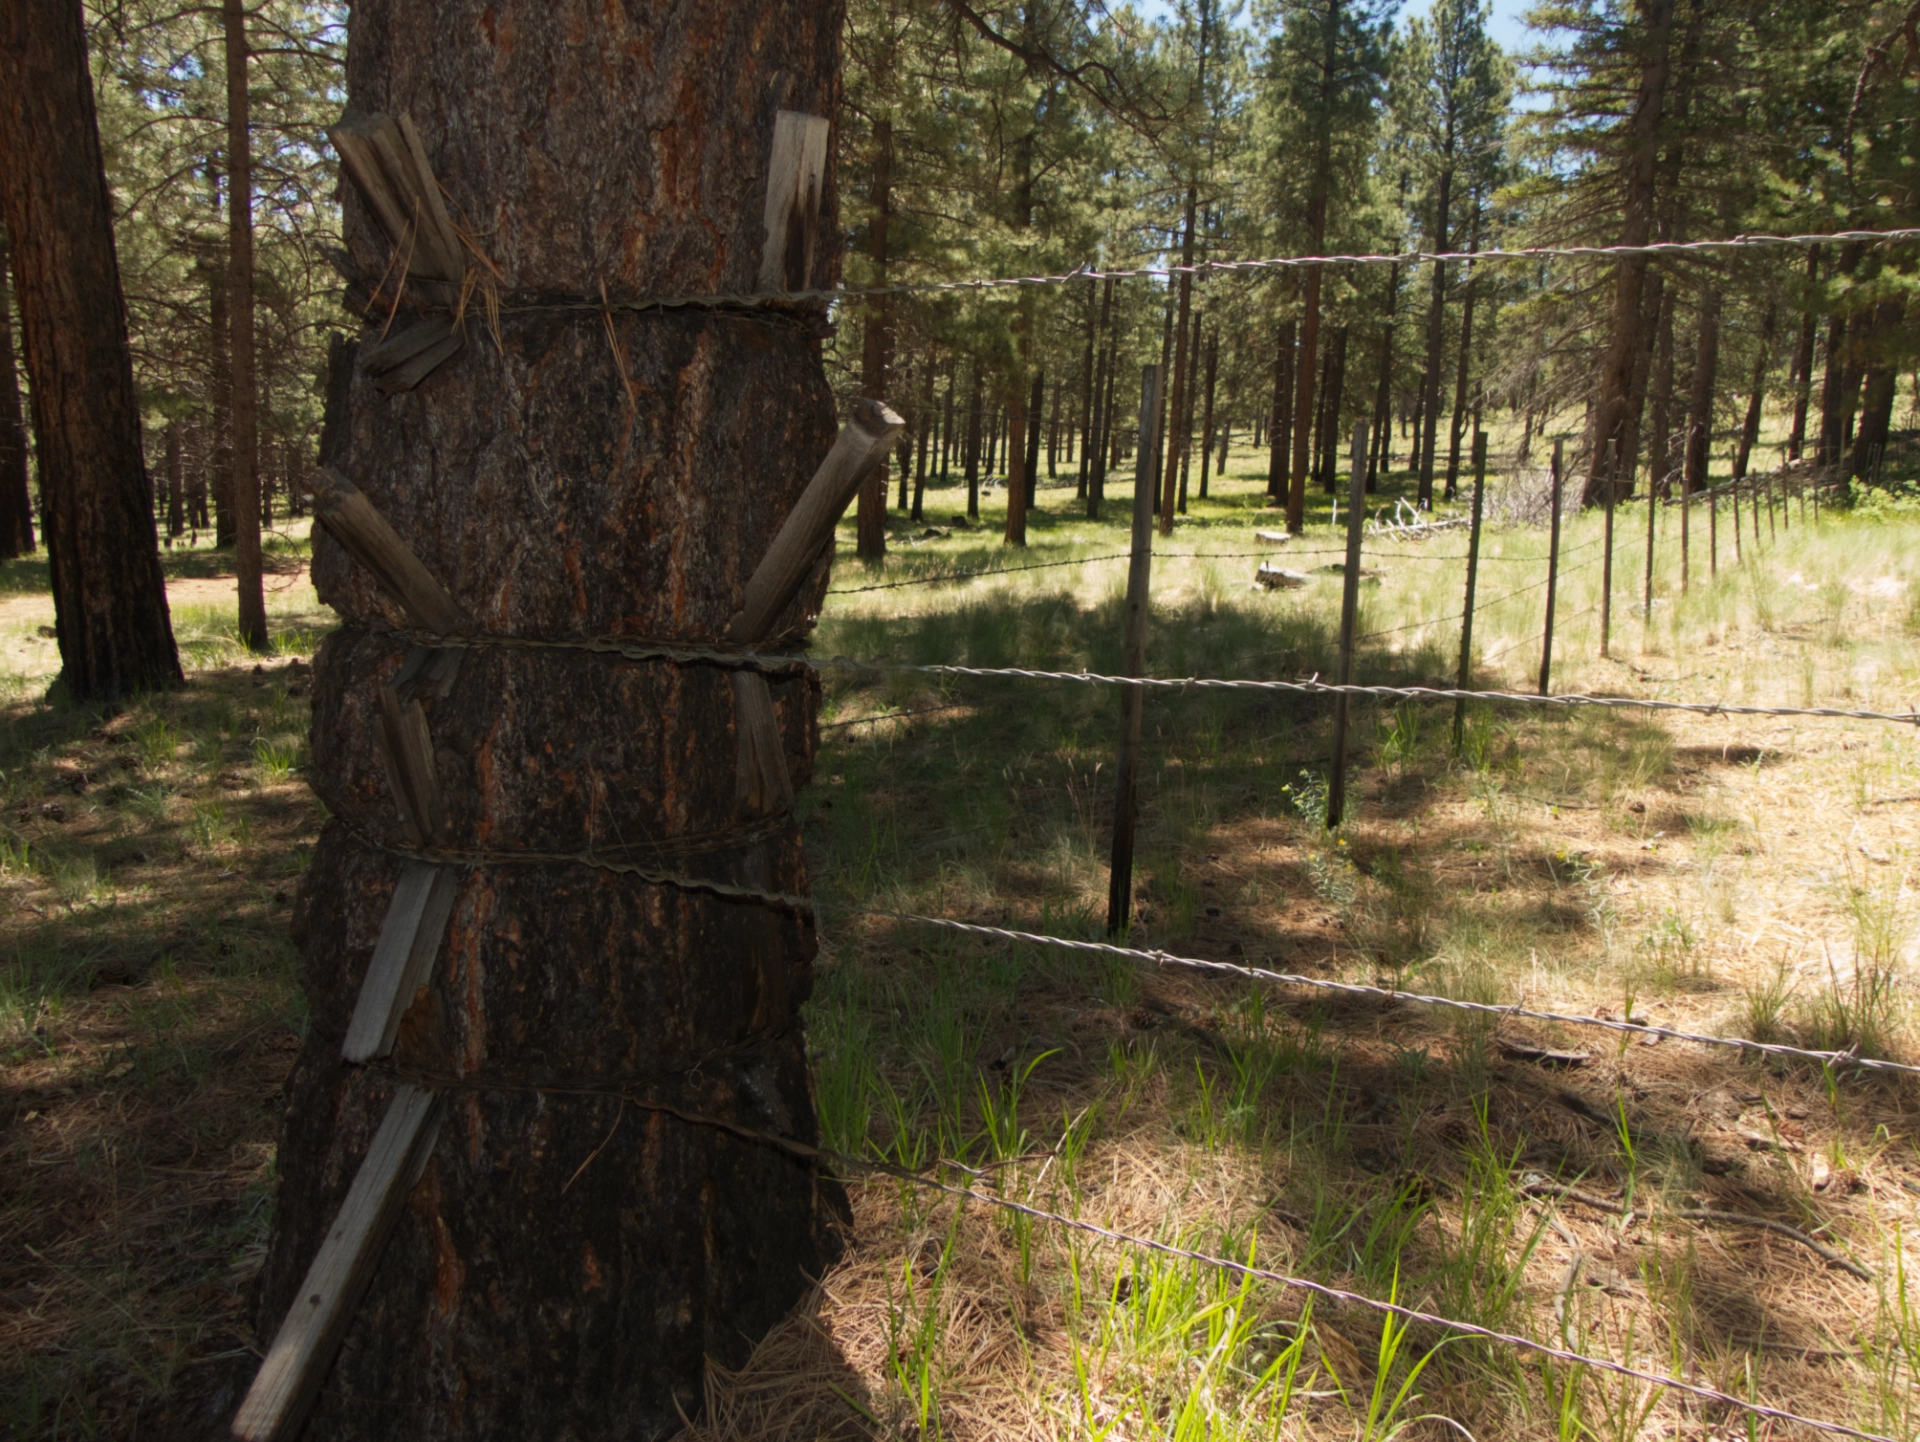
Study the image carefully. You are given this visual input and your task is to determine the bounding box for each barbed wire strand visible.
[818,656,1920,725]
[498,228,1920,317]
[860,910,1920,1078]
[891,1170,1896,1442]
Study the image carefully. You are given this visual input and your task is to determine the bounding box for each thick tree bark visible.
[0,226,34,557]
[857,116,891,560]
[251,5,845,1438]
[1584,0,1675,506]
[0,0,179,697]
[225,0,269,647]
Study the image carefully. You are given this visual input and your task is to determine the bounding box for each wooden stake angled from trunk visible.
[375,683,445,849]
[342,863,460,1063]
[1326,420,1369,830]
[232,1084,444,1442]
[307,466,467,636]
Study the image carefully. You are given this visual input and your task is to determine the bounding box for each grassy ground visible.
[3,449,1920,1441]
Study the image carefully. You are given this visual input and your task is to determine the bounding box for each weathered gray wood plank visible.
[231,1084,442,1442]
[343,863,459,1062]
[757,111,829,292]
[308,466,467,635]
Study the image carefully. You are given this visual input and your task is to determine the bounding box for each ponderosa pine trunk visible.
[1160,182,1198,533]
[225,0,268,648]
[1367,261,1397,494]
[1786,247,1819,461]
[0,226,34,558]
[1443,245,1477,502]
[165,420,184,540]
[0,0,179,697]
[1584,0,1676,507]
[1849,300,1904,483]
[250,3,845,1437]
[1731,304,1773,480]
[1197,328,1218,500]
[1683,288,1720,497]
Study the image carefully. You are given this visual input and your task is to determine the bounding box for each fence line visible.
[880,1167,1895,1442]
[512,227,1920,317]
[815,656,1920,726]
[857,910,1920,1078]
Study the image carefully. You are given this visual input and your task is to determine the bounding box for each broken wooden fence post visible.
[1325,418,1368,830]
[1453,428,1487,752]
[230,1084,443,1442]
[1538,439,1563,697]
[1107,363,1162,935]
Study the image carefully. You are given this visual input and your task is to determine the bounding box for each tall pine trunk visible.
[1160,183,1198,533]
[1585,0,1676,506]
[165,420,185,540]
[0,226,34,557]
[1683,289,1720,497]
[0,0,179,697]
[225,0,268,648]
[250,4,845,1437]
[1731,304,1773,479]
[1443,246,1477,501]
[1786,247,1820,461]
[857,116,891,560]
[1197,327,1218,499]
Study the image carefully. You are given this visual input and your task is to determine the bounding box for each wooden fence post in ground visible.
[1107,364,1163,935]
[1601,438,1616,658]
[1453,429,1487,751]
[1538,439,1563,696]
[1325,418,1369,830]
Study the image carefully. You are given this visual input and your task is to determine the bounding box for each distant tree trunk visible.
[1267,319,1294,503]
[1416,168,1452,509]
[1443,245,1477,501]
[911,356,932,519]
[1367,260,1398,494]
[1585,0,1676,506]
[0,226,35,557]
[1646,287,1677,497]
[188,421,210,530]
[207,257,235,546]
[1732,304,1774,479]
[1176,302,1201,513]
[1046,376,1060,477]
[1786,246,1820,461]
[1317,328,1346,493]
[225,0,268,648]
[1197,327,1218,500]
[1618,269,1663,496]
[1005,382,1028,545]
[941,367,955,478]
[1090,289,1118,517]
[165,420,185,539]
[1161,184,1198,532]
[1683,289,1720,497]
[985,406,999,476]
[251,4,845,1438]
[1077,279,1098,499]
[965,365,983,517]
[1024,367,1043,507]
[0,0,180,697]
[1850,300,1903,483]
[1407,390,1424,473]
[857,116,892,560]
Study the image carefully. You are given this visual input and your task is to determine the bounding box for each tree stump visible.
[253,4,847,1437]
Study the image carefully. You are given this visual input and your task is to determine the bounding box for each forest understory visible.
[3,455,1919,1442]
